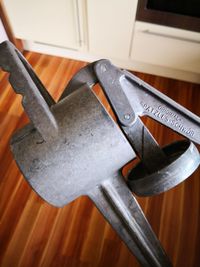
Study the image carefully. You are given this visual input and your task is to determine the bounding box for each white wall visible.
[0,18,8,42]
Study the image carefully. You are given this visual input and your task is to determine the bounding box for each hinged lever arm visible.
[123,70,200,145]
[94,60,168,173]
[0,41,58,141]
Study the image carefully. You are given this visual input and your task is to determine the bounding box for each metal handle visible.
[74,0,84,47]
[88,174,172,267]
[0,41,58,141]
[141,29,200,44]
[123,70,200,145]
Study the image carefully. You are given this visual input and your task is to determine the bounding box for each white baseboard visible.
[23,40,200,84]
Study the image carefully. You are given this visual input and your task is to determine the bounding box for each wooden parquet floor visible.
[0,51,200,267]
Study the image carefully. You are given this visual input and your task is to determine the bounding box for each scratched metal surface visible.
[0,51,200,267]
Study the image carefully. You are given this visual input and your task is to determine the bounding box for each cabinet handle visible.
[74,0,84,47]
[141,29,200,44]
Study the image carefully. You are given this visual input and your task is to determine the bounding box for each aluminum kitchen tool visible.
[1,41,200,267]
[94,60,200,196]
[65,59,200,196]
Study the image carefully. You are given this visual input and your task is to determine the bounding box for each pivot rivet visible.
[124,114,131,120]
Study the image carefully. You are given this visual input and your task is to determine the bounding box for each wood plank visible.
[0,51,200,267]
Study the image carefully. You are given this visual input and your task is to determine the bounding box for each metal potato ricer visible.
[0,41,200,267]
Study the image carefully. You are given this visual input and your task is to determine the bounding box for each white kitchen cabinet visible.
[131,22,200,74]
[0,18,8,43]
[87,0,137,60]
[2,1,200,83]
[3,0,85,50]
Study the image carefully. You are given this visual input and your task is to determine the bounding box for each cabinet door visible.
[0,18,8,42]
[131,22,200,74]
[3,0,82,50]
[87,0,137,60]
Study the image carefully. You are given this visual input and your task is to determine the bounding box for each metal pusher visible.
[0,41,200,267]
